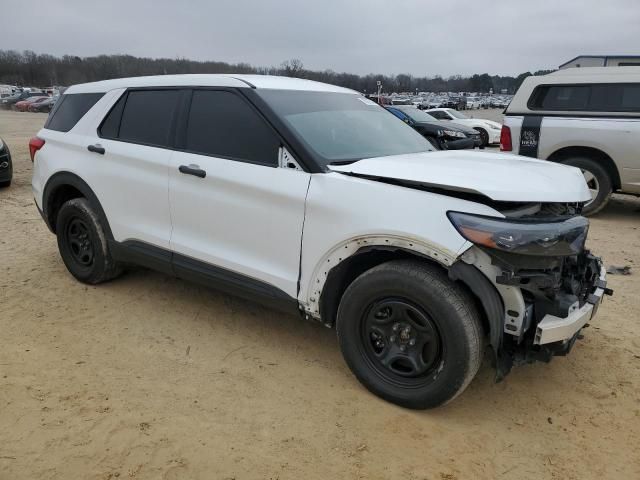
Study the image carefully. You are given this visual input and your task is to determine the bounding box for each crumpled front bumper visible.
[534,265,609,345]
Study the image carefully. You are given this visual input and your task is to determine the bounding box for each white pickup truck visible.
[501,66,640,214]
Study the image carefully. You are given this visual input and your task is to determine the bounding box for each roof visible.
[506,66,640,114]
[559,55,640,69]
[65,74,358,95]
[548,66,640,77]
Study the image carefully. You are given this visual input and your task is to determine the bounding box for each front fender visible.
[300,234,460,318]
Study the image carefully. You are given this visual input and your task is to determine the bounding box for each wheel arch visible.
[547,146,621,190]
[306,235,460,325]
[42,172,113,238]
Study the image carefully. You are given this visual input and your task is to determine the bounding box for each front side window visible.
[185,90,280,165]
[429,110,449,120]
[45,93,104,132]
[258,90,433,167]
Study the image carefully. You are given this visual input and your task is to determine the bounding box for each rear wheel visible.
[336,260,483,409]
[56,198,122,284]
[0,180,10,188]
[560,157,612,215]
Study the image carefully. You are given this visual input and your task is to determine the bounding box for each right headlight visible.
[447,212,589,256]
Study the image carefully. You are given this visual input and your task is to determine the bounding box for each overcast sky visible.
[3,0,639,77]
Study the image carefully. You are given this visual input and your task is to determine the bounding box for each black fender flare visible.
[448,260,512,380]
[42,172,114,240]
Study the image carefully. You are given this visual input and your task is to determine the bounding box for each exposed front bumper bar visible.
[534,266,608,345]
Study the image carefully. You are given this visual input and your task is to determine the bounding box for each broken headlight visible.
[448,212,589,256]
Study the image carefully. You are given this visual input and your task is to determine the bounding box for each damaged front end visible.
[448,203,613,380]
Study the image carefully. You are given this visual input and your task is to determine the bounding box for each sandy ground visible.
[1,109,639,480]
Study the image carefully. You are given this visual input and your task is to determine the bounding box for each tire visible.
[559,157,612,215]
[336,260,483,409]
[475,128,489,147]
[55,198,122,284]
[0,180,10,188]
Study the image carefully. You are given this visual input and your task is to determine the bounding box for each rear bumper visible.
[534,266,608,345]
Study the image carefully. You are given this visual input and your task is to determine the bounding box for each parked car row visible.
[1,85,64,112]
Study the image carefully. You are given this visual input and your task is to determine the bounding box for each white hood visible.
[328,151,592,203]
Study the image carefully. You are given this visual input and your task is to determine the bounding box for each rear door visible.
[96,89,184,249]
[168,89,310,298]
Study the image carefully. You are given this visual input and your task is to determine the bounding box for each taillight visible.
[29,137,45,162]
[500,125,512,152]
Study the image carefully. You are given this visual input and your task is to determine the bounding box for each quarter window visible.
[185,90,280,165]
[45,93,104,132]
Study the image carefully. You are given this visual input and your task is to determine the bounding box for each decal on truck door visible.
[519,115,543,158]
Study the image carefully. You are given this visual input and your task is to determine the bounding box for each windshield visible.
[394,106,438,123]
[257,90,434,167]
[447,109,468,119]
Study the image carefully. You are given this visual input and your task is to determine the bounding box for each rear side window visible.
[44,93,104,132]
[185,90,280,165]
[529,83,640,112]
[537,86,589,110]
[117,90,182,147]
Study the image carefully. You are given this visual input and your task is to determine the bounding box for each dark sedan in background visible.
[0,137,12,187]
[385,105,482,150]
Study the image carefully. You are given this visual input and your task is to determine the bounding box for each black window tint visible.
[45,93,104,132]
[118,90,181,147]
[531,83,640,112]
[430,111,448,120]
[589,85,622,111]
[588,84,640,111]
[620,84,640,110]
[540,86,589,110]
[99,93,127,138]
[185,90,279,165]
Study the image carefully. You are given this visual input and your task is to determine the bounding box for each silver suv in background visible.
[501,67,640,214]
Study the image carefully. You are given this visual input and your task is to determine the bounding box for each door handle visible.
[179,164,206,178]
[87,144,105,155]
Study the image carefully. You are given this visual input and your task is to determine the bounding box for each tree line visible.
[0,50,553,94]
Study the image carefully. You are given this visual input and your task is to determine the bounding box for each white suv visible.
[502,67,640,214]
[31,75,611,409]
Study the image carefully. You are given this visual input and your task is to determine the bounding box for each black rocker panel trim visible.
[111,240,299,314]
[108,240,174,276]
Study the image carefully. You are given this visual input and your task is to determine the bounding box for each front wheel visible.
[475,128,489,147]
[336,260,483,409]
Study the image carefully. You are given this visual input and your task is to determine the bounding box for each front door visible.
[169,89,310,298]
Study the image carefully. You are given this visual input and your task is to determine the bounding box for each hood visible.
[328,151,591,203]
